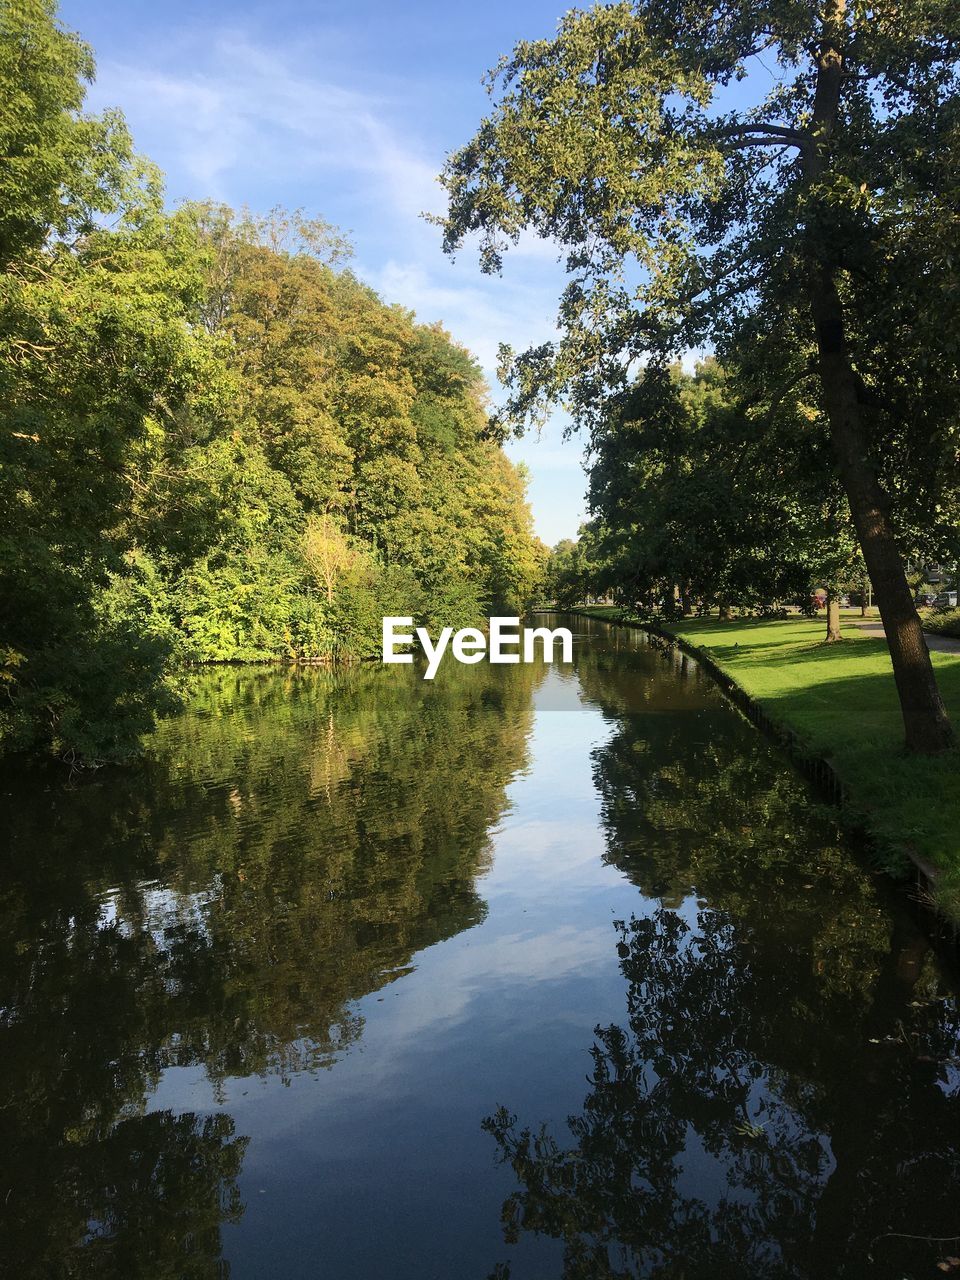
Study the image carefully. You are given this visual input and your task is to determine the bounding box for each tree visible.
[544,534,596,607]
[303,515,356,604]
[438,0,960,752]
[587,359,856,622]
[168,206,544,660]
[0,0,158,268]
[0,2,223,760]
[0,0,544,764]
[582,356,879,641]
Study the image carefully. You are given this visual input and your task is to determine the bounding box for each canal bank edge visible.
[571,606,960,935]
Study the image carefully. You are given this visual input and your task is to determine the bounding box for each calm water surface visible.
[2,616,959,1279]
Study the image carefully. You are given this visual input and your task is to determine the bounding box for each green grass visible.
[578,608,960,915]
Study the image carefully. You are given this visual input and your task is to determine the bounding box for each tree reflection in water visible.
[11,1111,247,1280]
[0,659,540,1278]
[485,628,960,1280]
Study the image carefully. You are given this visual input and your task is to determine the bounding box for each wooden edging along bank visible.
[570,607,953,935]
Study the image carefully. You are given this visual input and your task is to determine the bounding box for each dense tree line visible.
[546,358,880,630]
[0,1,543,763]
[543,345,960,642]
[439,0,960,753]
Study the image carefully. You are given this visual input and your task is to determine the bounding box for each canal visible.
[1,615,958,1279]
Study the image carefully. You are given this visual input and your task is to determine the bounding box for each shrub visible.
[924,607,960,639]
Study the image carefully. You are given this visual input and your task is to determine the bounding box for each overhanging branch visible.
[709,123,807,143]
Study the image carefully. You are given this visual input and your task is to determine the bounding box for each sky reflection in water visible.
[0,617,958,1279]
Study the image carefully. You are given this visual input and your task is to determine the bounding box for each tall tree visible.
[438,0,960,751]
[589,359,865,630]
[0,0,155,267]
[0,1,221,760]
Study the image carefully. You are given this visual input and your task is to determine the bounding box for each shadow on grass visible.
[702,636,893,666]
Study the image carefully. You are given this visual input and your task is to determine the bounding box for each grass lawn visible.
[579,608,960,914]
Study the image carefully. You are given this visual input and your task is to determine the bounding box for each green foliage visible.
[438,0,960,747]
[147,203,542,662]
[586,358,864,613]
[543,533,600,607]
[925,607,960,639]
[0,6,542,762]
[0,22,224,760]
[0,0,161,267]
[154,205,542,667]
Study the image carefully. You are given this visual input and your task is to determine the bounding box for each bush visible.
[924,607,960,639]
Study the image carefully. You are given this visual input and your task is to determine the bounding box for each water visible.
[1,615,958,1280]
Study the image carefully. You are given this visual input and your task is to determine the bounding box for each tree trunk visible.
[718,602,732,621]
[825,590,842,642]
[803,0,954,752]
[681,586,693,617]
[811,276,953,750]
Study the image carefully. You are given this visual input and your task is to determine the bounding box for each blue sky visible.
[59,0,592,545]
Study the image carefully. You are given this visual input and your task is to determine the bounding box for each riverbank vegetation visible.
[543,356,958,643]
[0,1,543,762]
[581,607,960,912]
[440,0,960,756]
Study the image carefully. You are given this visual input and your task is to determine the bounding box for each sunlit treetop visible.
[0,0,162,266]
[437,0,960,437]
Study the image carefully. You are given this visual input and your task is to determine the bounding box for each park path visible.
[847,615,960,654]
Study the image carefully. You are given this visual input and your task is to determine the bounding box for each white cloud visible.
[97,38,435,205]
[365,257,562,379]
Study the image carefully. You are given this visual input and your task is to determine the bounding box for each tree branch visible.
[721,138,802,151]
[708,123,808,144]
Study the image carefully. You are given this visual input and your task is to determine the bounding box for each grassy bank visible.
[577,607,960,914]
